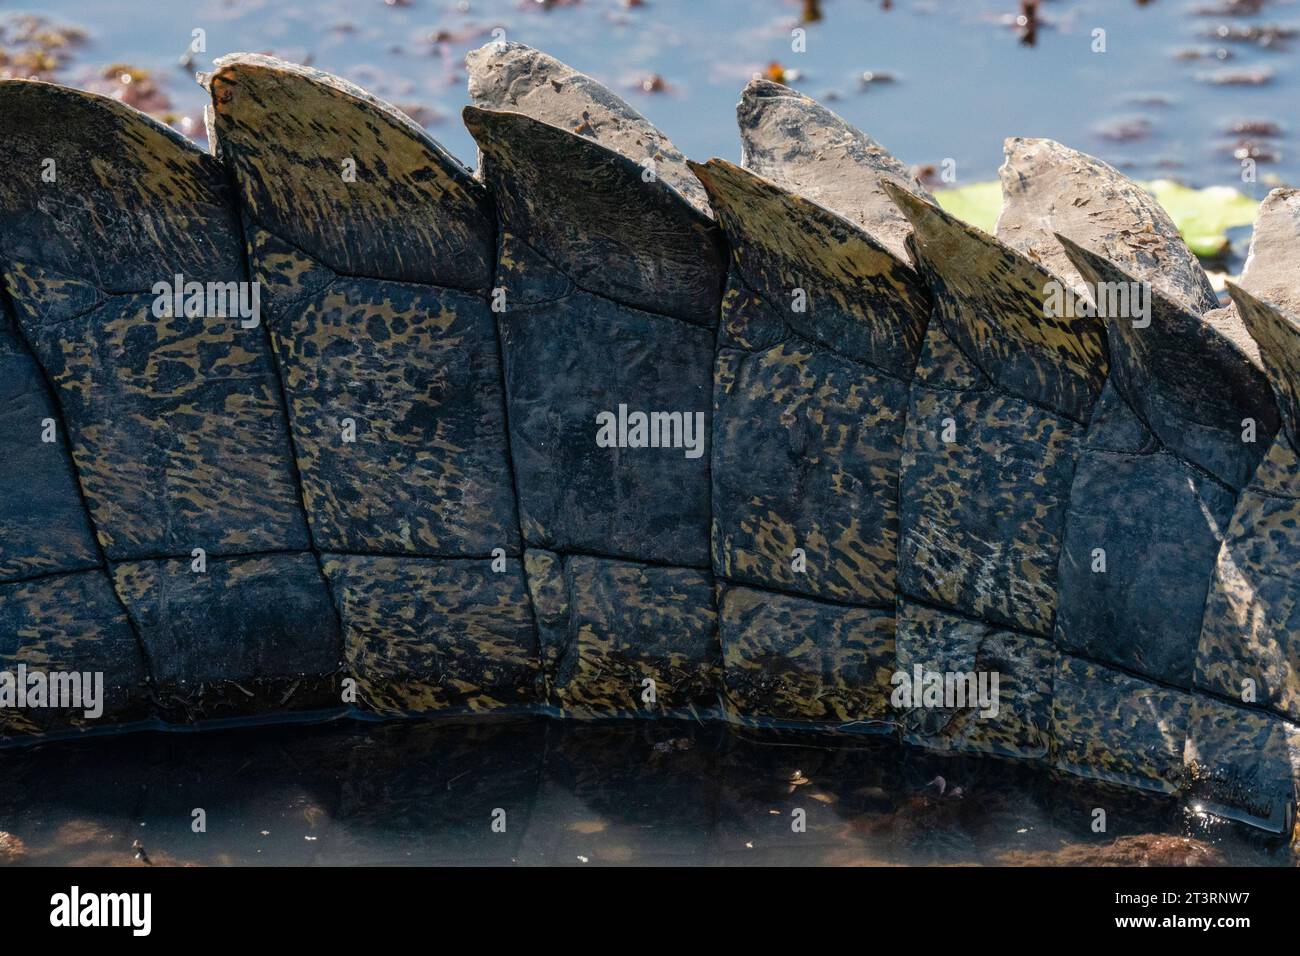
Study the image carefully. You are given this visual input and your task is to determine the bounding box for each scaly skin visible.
[0,46,1297,837]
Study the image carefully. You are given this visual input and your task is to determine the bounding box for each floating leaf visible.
[933,180,1001,233]
[935,178,1260,260]
[1144,178,1259,259]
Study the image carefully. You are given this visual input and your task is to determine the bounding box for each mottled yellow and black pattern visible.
[532,554,719,719]
[887,188,1105,650]
[0,307,100,581]
[691,159,929,375]
[264,271,519,555]
[715,274,788,353]
[465,95,729,727]
[113,553,340,722]
[712,340,907,605]
[900,332,1082,635]
[0,82,310,560]
[1192,287,1300,734]
[323,554,538,716]
[208,57,533,721]
[17,291,310,558]
[0,570,148,738]
[895,600,1053,759]
[1052,655,1192,794]
[718,585,894,727]
[523,549,568,697]
[1184,695,1300,833]
[464,106,726,322]
[886,185,1107,421]
[697,158,929,609]
[246,225,336,310]
[692,153,923,730]
[0,80,246,290]
[1,50,1298,840]
[208,55,495,292]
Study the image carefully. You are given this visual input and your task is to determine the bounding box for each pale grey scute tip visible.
[736,77,930,265]
[997,136,1219,316]
[465,40,710,217]
[1240,187,1300,318]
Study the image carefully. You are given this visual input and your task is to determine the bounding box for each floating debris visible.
[1016,0,1041,46]
[1225,118,1283,136]
[639,72,667,93]
[1201,23,1296,48]
[999,834,1225,866]
[859,69,896,89]
[0,831,26,864]
[763,61,802,84]
[95,63,173,113]
[1193,0,1270,14]
[1124,92,1176,108]
[131,838,151,865]
[1174,45,1234,61]
[0,14,85,80]
[1223,138,1282,163]
[1196,67,1274,85]
[1093,115,1154,143]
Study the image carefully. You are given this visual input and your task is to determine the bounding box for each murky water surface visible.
[5,0,1297,192]
[0,717,1293,866]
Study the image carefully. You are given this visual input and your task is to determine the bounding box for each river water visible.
[0,716,1293,866]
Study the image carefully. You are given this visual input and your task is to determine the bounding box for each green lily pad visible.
[933,180,1002,234]
[1144,179,1258,259]
[934,178,1260,260]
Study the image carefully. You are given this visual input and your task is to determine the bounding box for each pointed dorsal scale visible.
[1058,236,1278,489]
[208,54,494,292]
[466,41,710,218]
[1227,283,1300,455]
[1238,187,1300,319]
[464,105,724,322]
[737,78,930,266]
[690,157,928,376]
[886,182,1107,422]
[997,138,1219,315]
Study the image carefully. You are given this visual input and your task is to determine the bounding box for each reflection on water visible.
[0,717,1292,866]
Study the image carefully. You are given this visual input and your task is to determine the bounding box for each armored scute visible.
[1,43,1298,837]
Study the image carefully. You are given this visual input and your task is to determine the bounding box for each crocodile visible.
[0,42,1297,837]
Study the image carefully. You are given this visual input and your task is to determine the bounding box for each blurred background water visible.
[3,0,1295,193]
